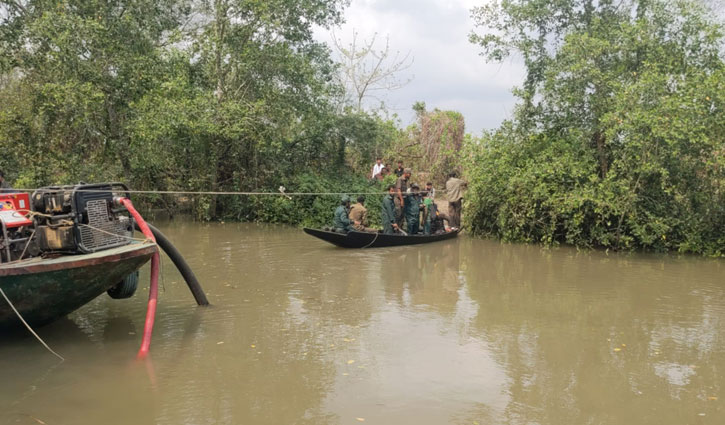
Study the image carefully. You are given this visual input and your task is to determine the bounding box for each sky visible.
[315,0,526,135]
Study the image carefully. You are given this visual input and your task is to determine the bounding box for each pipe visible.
[134,222,209,306]
[117,198,159,359]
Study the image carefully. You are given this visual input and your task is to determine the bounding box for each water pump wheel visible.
[107,270,139,299]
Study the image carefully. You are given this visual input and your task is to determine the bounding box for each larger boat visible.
[0,184,157,328]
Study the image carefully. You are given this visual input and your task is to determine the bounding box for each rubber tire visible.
[107,270,139,299]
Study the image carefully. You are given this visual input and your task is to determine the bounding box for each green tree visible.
[0,0,187,185]
[466,0,725,254]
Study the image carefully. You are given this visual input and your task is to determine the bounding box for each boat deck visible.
[0,242,157,276]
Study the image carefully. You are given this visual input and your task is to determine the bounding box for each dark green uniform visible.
[381,194,396,234]
[333,205,353,233]
[405,193,422,234]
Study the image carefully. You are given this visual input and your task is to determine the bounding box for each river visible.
[1,222,724,424]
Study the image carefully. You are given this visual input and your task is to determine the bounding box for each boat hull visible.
[0,242,157,328]
[303,228,460,248]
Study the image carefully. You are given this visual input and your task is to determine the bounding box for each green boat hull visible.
[0,242,157,329]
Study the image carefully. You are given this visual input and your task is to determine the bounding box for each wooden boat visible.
[303,228,460,248]
[0,242,157,328]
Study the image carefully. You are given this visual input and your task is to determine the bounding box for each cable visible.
[10,188,448,196]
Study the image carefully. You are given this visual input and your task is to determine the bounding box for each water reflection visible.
[462,241,725,424]
[1,223,724,424]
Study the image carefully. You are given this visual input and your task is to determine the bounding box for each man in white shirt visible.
[371,157,385,180]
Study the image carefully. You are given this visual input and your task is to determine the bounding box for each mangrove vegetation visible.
[1,0,724,254]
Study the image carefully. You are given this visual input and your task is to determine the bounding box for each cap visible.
[404,167,412,174]
[341,194,350,203]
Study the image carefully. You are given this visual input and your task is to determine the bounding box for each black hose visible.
[135,222,209,306]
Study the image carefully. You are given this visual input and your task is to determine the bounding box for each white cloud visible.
[316,0,525,134]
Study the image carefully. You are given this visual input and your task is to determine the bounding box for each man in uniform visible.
[395,167,411,228]
[333,195,354,233]
[422,190,434,235]
[381,185,398,234]
[405,184,423,234]
[348,195,372,232]
[445,171,467,229]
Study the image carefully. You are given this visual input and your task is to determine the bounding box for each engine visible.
[0,183,135,264]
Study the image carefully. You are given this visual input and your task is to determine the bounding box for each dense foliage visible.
[467,0,725,254]
[0,0,398,221]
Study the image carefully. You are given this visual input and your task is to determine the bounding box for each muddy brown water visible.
[1,222,724,424]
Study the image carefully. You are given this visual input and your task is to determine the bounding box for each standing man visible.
[422,191,434,235]
[425,182,435,199]
[348,195,372,232]
[333,195,354,233]
[0,169,12,192]
[405,184,423,234]
[395,167,411,228]
[445,171,467,229]
[381,185,398,234]
[371,157,385,181]
[394,161,405,177]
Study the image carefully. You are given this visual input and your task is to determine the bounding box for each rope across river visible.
[9,188,448,196]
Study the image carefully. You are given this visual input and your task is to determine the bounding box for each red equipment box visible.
[0,193,31,212]
[0,193,33,228]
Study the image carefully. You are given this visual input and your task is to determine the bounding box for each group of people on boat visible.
[333,166,467,236]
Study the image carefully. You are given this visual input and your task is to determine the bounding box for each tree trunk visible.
[594,131,608,178]
[207,143,220,220]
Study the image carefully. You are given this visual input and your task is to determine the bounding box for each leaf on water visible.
[217,341,224,345]
[621,344,626,347]
[250,344,256,348]
[708,396,718,401]
[347,360,355,364]
[613,348,622,352]
[356,418,365,422]
[30,417,46,425]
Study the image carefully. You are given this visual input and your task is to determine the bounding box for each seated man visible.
[427,200,451,234]
[348,195,374,232]
[333,195,354,233]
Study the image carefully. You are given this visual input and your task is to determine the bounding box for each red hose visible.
[118,197,159,359]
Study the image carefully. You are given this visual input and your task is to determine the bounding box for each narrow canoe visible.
[0,242,157,328]
[303,228,460,248]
